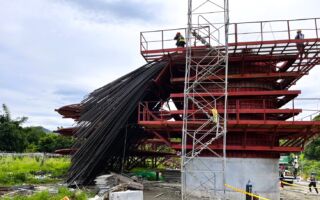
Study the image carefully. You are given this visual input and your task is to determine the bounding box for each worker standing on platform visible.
[174,32,186,47]
[309,173,319,194]
[295,29,305,58]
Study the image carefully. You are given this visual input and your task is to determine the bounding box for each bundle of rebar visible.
[66,60,168,185]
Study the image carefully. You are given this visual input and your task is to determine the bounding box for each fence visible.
[140,18,320,53]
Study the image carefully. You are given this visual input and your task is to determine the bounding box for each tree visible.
[0,104,27,152]
[0,104,74,153]
[304,139,320,160]
[38,134,74,153]
[22,127,47,152]
[23,127,46,145]
[0,122,26,152]
[304,114,320,160]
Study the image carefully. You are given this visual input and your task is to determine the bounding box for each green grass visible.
[0,156,70,186]
[0,186,90,200]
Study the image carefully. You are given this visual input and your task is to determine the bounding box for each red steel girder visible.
[145,127,307,133]
[139,120,320,130]
[170,90,301,98]
[170,144,302,152]
[151,131,172,147]
[55,103,81,119]
[141,38,320,57]
[154,108,302,115]
[55,148,77,155]
[171,72,303,84]
[54,127,75,136]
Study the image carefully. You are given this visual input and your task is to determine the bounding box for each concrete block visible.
[110,190,143,200]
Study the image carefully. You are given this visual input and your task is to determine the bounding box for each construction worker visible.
[295,29,305,59]
[293,156,299,179]
[174,32,186,47]
[309,172,319,194]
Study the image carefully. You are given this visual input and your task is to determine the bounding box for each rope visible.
[225,184,270,200]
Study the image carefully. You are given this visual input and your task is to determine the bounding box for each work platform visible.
[137,18,320,158]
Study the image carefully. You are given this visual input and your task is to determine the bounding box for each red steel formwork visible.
[55,18,320,160]
[138,18,320,158]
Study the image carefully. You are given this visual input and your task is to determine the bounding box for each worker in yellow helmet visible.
[211,108,218,123]
[174,32,186,47]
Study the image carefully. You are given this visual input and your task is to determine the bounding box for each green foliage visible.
[0,104,74,153]
[1,104,11,122]
[0,122,27,152]
[300,154,320,180]
[38,134,74,153]
[314,114,320,121]
[304,138,320,161]
[25,144,38,153]
[24,127,46,146]
[304,114,320,160]
[0,156,70,186]
[0,187,90,200]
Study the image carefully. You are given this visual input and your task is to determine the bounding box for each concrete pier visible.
[184,157,280,200]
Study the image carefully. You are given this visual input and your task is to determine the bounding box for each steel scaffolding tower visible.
[181,0,229,199]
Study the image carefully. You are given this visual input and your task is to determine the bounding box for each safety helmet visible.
[297,29,302,33]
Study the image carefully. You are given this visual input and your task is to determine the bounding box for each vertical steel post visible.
[260,22,264,41]
[223,0,229,197]
[181,1,192,199]
[162,30,164,50]
[287,20,291,40]
[235,23,238,44]
[293,99,295,122]
[315,18,318,38]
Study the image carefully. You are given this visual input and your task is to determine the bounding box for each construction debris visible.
[95,175,118,196]
[93,173,143,200]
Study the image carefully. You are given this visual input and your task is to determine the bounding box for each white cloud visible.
[0,0,319,130]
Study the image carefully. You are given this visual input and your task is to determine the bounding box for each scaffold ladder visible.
[182,0,229,200]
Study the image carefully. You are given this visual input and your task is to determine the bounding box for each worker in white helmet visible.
[295,29,305,59]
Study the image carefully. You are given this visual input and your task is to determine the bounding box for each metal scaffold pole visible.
[182,0,229,199]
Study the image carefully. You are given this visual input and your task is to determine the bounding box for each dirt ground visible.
[280,185,319,200]
[143,182,320,200]
[143,182,181,200]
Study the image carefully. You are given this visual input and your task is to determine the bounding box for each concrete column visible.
[185,157,280,200]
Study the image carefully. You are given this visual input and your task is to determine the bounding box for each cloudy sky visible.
[0,0,319,130]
